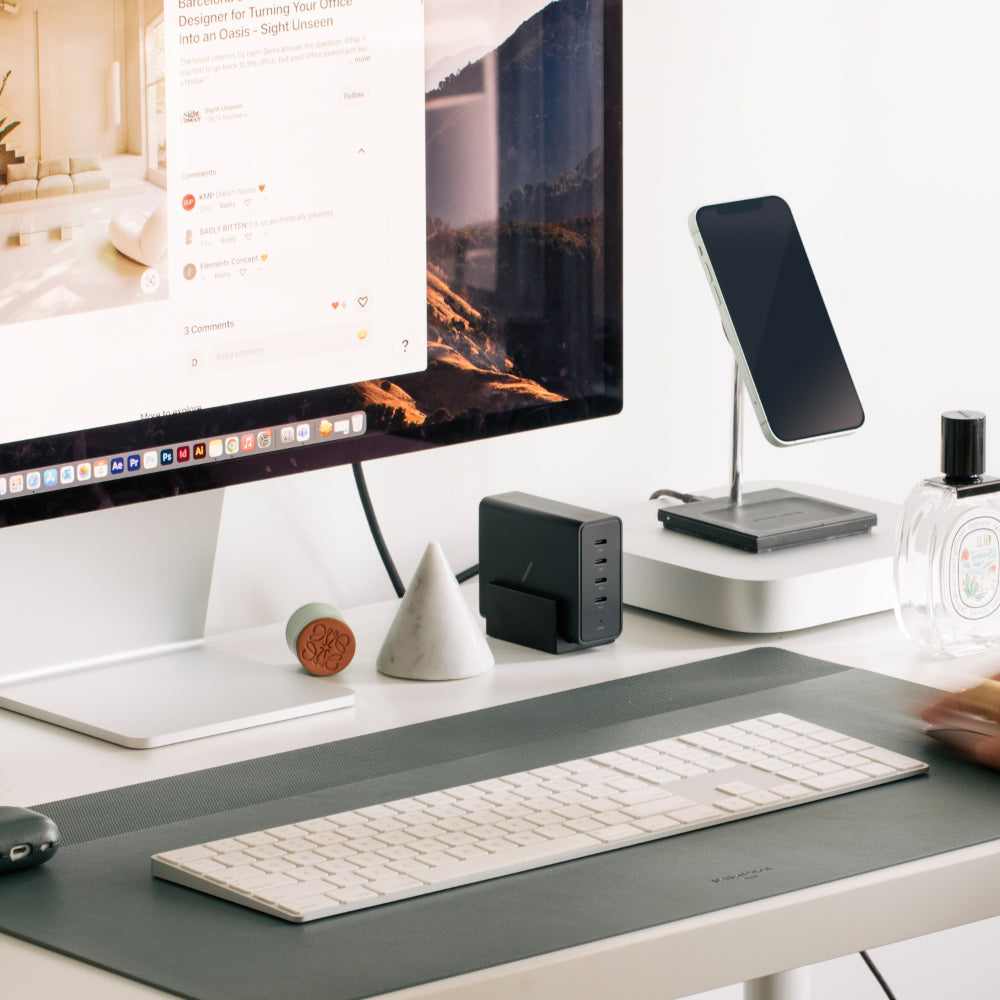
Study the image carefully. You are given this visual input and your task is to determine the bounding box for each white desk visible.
[2,594,998,1000]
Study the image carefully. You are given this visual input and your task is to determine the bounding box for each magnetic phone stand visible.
[657,361,877,552]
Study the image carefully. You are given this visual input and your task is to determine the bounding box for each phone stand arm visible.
[730,357,744,506]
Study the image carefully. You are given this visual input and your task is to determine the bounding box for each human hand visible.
[922,675,1000,768]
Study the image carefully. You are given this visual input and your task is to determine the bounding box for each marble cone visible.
[376,542,495,681]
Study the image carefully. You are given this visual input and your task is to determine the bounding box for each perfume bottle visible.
[894,410,1000,655]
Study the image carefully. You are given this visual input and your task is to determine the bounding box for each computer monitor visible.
[0,0,623,746]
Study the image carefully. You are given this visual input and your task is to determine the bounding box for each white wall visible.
[207,0,1000,634]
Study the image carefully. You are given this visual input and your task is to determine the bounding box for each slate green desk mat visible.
[4,647,999,1000]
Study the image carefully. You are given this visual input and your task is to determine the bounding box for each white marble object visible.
[376,542,495,681]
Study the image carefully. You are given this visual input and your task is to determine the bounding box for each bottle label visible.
[948,516,1000,619]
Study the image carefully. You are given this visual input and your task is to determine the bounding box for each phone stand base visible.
[657,487,877,553]
[621,482,897,633]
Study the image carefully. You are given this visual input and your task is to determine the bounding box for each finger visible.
[922,676,1000,726]
[952,677,1000,720]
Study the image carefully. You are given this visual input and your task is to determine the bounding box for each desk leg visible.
[744,968,810,1000]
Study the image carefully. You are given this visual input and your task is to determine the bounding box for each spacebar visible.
[419,834,602,886]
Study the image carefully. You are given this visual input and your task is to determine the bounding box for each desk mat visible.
[5,647,1000,1000]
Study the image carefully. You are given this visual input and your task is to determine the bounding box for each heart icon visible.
[240,268,246,276]
[258,184,265,192]
[245,233,252,240]
[358,296,369,308]
[332,301,340,309]
[244,198,251,206]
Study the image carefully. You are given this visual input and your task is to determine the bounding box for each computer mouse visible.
[926,718,1000,740]
[0,806,60,874]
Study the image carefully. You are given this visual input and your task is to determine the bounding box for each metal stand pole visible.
[729,357,744,505]
[743,968,811,1000]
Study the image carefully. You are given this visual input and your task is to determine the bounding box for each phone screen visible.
[695,196,864,443]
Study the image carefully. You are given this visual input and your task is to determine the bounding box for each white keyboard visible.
[151,713,928,922]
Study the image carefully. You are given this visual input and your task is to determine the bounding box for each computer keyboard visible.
[151,713,928,922]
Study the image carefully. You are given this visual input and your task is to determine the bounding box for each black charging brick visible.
[479,492,622,653]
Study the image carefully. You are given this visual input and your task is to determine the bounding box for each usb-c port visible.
[594,597,608,605]
[594,557,607,565]
[594,538,607,546]
[595,577,607,585]
[10,845,30,862]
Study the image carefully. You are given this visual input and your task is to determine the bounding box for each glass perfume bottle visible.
[894,410,1000,655]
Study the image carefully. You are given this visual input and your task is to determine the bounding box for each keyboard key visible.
[267,879,333,901]
[280,895,341,917]
[857,762,896,778]
[612,785,676,807]
[181,858,226,875]
[667,804,725,824]
[203,838,246,854]
[160,845,216,863]
[633,814,682,833]
[771,783,810,799]
[716,781,758,796]
[366,875,424,896]
[327,885,377,904]
[857,746,919,770]
[591,823,642,843]
[714,797,754,813]
[743,789,783,806]
[800,769,867,791]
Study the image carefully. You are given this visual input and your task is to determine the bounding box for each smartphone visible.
[689,196,864,446]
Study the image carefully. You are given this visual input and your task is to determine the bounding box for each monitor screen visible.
[0,0,622,529]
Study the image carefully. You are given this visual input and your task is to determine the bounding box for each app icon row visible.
[0,412,366,499]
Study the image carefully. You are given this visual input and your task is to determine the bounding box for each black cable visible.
[352,461,481,595]
[649,487,711,504]
[860,950,898,1000]
[352,462,406,598]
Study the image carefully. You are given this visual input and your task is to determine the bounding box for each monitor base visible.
[622,483,898,633]
[0,490,354,748]
[0,646,355,749]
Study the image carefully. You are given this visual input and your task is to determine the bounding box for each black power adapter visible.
[479,492,622,654]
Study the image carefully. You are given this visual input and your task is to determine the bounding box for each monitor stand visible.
[0,491,354,748]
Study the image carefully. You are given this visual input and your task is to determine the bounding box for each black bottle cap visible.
[941,410,986,483]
